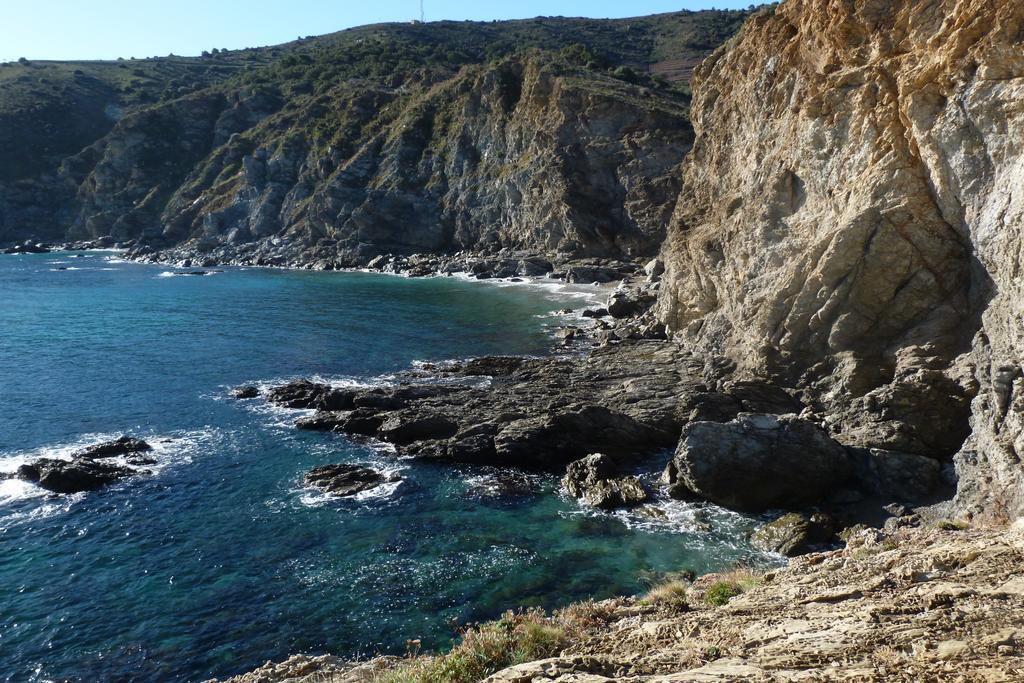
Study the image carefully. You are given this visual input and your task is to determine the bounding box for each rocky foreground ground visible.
[219,521,1024,682]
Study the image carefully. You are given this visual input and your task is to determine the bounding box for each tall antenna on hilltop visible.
[420,0,425,22]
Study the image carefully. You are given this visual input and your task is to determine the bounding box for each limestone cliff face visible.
[657,0,1024,520]
[150,55,691,262]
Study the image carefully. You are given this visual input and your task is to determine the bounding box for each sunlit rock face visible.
[657,0,1024,520]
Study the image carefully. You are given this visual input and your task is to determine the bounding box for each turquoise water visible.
[0,252,765,682]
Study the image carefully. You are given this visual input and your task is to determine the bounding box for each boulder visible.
[72,435,152,459]
[565,265,628,284]
[304,464,396,497]
[663,413,852,512]
[644,258,665,281]
[562,454,649,509]
[751,512,836,556]
[606,288,656,319]
[17,458,137,494]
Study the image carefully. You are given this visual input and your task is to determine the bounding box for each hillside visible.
[0,9,753,250]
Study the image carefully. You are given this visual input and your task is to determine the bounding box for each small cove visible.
[0,251,771,682]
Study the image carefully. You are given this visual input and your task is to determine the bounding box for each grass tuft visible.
[377,608,567,683]
[644,579,690,609]
[703,566,762,606]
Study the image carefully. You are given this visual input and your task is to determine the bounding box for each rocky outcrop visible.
[303,464,397,497]
[17,458,138,494]
[562,454,648,509]
[71,435,152,460]
[277,341,695,469]
[657,0,1024,521]
[9,436,156,493]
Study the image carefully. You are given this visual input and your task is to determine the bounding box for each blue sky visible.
[1,0,757,62]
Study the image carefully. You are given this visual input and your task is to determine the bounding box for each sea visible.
[0,250,770,682]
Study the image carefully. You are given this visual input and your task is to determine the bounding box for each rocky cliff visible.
[0,11,752,259]
[657,0,1024,522]
[144,54,692,264]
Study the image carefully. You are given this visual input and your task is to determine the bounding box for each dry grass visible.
[643,579,690,609]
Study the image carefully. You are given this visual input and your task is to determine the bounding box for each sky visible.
[0,0,757,62]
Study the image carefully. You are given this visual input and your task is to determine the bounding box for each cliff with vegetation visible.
[0,10,750,260]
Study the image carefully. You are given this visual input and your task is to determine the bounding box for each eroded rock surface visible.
[656,0,1024,521]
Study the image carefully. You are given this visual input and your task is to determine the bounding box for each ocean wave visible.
[156,270,220,278]
[448,271,606,306]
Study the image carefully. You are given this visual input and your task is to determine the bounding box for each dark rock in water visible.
[232,385,260,399]
[582,308,609,318]
[73,435,153,459]
[304,464,396,497]
[4,241,51,254]
[751,512,837,557]
[269,341,687,470]
[17,458,137,494]
[663,413,852,512]
[267,380,332,409]
[562,453,648,509]
[352,391,405,410]
[492,405,670,468]
[297,408,385,436]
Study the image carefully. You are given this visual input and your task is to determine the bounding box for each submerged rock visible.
[562,454,648,510]
[17,458,138,494]
[304,464,396,497]
[663,414,851,512]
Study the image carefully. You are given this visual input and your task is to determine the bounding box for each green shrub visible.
[704,581,743,606]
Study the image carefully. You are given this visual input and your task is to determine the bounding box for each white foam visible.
[0,429,216,509]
